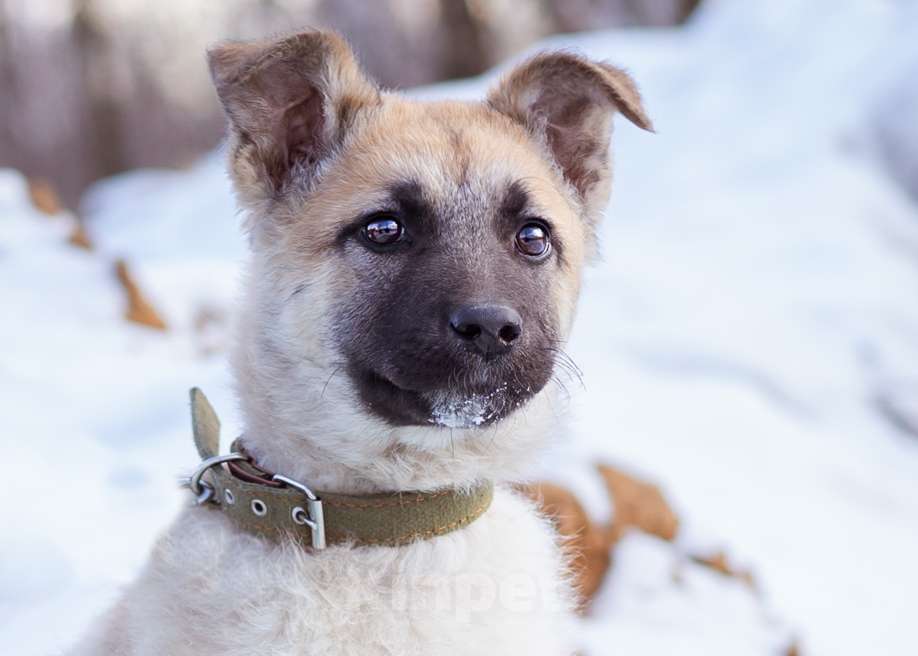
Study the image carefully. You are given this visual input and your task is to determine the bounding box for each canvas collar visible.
[184,388,494,549]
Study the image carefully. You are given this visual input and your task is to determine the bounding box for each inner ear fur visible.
[208,30,379,202]
[487,52,653,217]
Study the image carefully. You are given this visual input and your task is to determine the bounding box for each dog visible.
[68,29,651,655]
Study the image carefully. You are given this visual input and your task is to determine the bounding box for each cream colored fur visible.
[69,489,576,655]
[67,29,651,656]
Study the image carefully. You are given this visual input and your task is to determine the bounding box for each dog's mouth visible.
[350,367,535,428]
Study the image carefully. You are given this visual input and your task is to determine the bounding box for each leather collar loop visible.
[186,388,494,549]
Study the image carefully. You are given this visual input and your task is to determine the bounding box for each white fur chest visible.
[74,486,576,656]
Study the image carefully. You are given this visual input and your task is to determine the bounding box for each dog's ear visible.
[488,53,652,219]
[208,30,379,205]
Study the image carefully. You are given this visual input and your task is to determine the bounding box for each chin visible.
[349,364,546,429]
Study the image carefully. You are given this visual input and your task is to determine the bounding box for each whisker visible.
[537,345,585,390]
[321,365,343,399]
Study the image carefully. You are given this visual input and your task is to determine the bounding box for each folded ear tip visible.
[635,115,656,133]
[205,42,231,76]
[206,29,348,85]
[206,39,258,85]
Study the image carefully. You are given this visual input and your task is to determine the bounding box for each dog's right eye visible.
[362,216,404,246]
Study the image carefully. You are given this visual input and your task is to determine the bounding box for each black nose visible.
[449,304,523,356]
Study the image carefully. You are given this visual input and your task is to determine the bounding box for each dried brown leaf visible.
[114,259,167,331]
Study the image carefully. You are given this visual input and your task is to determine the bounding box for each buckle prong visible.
[273,474,326,549]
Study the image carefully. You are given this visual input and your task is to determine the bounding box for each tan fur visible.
[68,29,650,655]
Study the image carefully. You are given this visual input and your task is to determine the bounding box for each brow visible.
[387,180,433,218]
[500,180,530,218]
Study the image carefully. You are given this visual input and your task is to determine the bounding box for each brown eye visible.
[515,222,551,259]
[364,216,403,246]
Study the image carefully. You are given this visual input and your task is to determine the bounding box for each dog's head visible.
[209,31,650,485]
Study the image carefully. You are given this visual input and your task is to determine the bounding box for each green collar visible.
[185,388,494,549]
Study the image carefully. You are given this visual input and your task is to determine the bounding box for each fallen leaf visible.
[597,464,679,543]
[27,178,62,215]
[115,259,167,331]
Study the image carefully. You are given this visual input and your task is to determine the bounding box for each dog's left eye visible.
[363,216,404,246]
[515,222,551,259]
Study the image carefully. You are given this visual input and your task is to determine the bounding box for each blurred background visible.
[2,1,918,655]
[0,0,699,208]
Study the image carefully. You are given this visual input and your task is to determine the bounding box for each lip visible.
[346,345,553,429]
[350,366,518,428]
[351,367,434,426]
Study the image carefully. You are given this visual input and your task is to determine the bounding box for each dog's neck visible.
[233,390,560,495]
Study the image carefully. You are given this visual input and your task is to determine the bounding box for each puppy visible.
[69,29,651,656]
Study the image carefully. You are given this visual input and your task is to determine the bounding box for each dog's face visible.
[209,32,650,441]
[329,152,566,428]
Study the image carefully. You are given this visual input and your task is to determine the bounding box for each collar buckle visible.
[272,474,326,549]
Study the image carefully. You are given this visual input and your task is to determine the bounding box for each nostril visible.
[498,323,521,344]
[450,304,523,354]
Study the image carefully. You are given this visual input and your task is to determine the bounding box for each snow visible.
[429,384,512,428]
[872,63,918,205]
[430,394,491,428]
[3,0,918,653]
[583,533,786,654]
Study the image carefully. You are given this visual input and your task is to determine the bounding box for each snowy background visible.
[3,1,918,654]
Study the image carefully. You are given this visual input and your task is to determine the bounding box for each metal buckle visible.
[272,474,326,550]
[181,453,247,505]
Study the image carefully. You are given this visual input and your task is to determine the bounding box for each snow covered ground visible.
[3,0,918,653]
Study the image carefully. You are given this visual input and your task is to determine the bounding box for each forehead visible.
[298,98,583,246]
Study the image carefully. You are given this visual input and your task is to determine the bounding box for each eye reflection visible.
[364,216,403,245]
[515,223,550,258]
